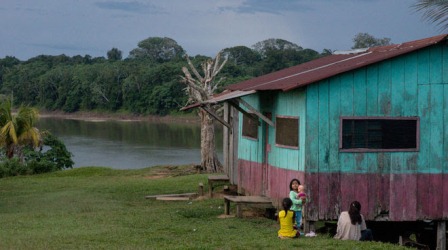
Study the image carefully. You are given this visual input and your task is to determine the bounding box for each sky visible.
[0,0,444,61]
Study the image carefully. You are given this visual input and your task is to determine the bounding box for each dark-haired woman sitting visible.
[334,201,373,241]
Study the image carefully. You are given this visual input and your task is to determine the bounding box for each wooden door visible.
[262,113,272,196]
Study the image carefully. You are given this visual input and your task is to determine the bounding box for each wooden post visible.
[236,204,242,218]
[304,221,315,234]
[223,102,230,176]
[198,182,204,196]
[436,220,446,250]
[224,197,230,215]
[208,181,213,198]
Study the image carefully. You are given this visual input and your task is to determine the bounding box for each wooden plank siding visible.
[236,90,306,202]
[304,44,448,221]
[233,43,448,222]
[237,94,262,195]
[269,90,305,171]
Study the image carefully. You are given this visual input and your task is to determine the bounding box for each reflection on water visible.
[37,117,223,169]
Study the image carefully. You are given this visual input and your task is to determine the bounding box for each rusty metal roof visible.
[226,34,448,92]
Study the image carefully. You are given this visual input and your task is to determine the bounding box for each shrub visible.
[0,158,30,177]
[0,131,73,178]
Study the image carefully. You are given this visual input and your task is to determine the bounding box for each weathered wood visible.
[235,98,275,127]
[304,220,315,234]
[223,195,273,218]
[436,221,446,250]
[208,175,230,181]
[156,197,190,201]
[229,42,448,228]
[223,102,230,178]
[181,53,227,173]
[223,102,239,185]
[227,99,258,122]
[145,193,196,199]
[208,175,230,197]
[199,106,232,130]
[198,182,204,196]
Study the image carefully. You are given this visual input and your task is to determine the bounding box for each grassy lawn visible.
[0,166,406,250]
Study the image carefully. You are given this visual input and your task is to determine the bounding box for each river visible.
[37,117,223,169]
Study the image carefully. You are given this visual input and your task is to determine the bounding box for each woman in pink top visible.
[334,201,373,241]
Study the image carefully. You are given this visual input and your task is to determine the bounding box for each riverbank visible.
[38,110,200,123]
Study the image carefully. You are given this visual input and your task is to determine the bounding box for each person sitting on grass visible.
[334,201,373,241]
[278,197,299,239]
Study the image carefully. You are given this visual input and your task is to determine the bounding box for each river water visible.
[37,117,223,169]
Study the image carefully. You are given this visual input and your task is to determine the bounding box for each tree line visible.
[0,37,328,116]
[0,34,394,116]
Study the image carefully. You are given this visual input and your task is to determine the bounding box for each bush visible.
[0,158,31,177]
[27,159,58,174]
[39,132,74,170]
[0,131,73,178]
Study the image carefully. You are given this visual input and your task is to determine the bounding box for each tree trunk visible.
[199,108,222,173]
[6,144,14,159]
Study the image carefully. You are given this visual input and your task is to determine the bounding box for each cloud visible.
[94,1,164,14]
[0,0,440,60]
[22,42,100,57]
[219,0,314,14]
[28,43,91,52]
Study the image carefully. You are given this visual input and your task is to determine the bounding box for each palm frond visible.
[18,127,41,148]
[413,0,448,30]
[0,99,41,158]
[1,121,18,144]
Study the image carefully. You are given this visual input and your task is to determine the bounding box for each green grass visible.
[0,166,406,249]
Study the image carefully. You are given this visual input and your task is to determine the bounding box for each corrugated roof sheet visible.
[226,34,448,92]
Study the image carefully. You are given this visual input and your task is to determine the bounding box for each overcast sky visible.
[0,0,443,60]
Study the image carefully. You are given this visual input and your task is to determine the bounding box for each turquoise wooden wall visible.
[305,44,448,174]
[238,90,306,171]
[268,90,306,171]
[238,94,264,163]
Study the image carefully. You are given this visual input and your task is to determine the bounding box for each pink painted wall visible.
[238,159,448,221]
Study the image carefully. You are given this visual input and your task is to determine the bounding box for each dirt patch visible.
[143,165,202,179]
[217,214,235,218]
[216,206,273,219]
[144,174,171,180]
[142,166,277,220]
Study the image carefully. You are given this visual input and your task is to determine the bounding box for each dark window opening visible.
[341,118,418,151]
[276,116,299,148]
[242,113,258,139]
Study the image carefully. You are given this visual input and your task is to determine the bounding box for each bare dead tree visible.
[181,52,227,173]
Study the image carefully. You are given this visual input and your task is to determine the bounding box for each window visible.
[275,116,299,148]
[340,117,419,152]
[242,113,258,139]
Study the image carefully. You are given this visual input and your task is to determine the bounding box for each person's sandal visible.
[305,231,317,237]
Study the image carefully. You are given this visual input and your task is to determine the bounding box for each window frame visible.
[339,116,420,152]
[242,113,259,140]
[275,115,299,149]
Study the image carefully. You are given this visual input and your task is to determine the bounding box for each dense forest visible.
[0,34,391,176]
[0,37,336,115]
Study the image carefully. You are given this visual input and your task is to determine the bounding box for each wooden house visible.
[196,34,447,247]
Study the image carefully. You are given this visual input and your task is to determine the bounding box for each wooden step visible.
[223,195,273,218]
[145,192,196,200]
